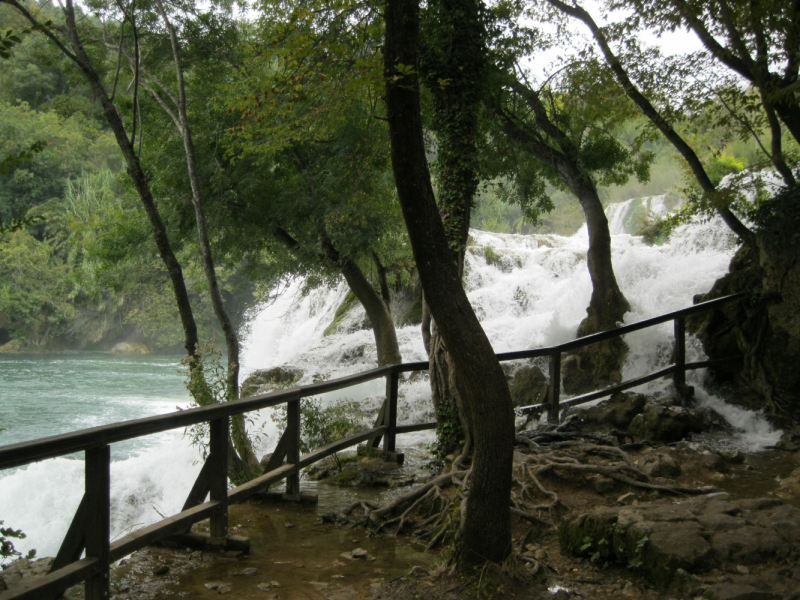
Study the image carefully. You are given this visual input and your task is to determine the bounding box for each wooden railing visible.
[0,292,744,600]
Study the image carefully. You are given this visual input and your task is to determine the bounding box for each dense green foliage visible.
[0,0,795,352]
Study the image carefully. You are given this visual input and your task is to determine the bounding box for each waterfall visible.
[0,198,780,559]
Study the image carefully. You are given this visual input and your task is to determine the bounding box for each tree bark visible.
[384,0,514,568]
[153,0,259,480]
[319,230,402,367]
[275,224,403,369]
[419,0,485,458]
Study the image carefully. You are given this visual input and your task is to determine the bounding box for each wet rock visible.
[256,581,281,592]
[0,558,54,592]
[509,365,549,409]
[559,493,800,589]
[409,566,429,577]
[152,564,169,575]
[111,341,149,354]
[241,366,303,398]
[205,581,225,590]
[628,401,727,443]
[567,392,647,430]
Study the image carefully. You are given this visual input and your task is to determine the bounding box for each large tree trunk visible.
[419,0,484,458]
[384,0,514,568]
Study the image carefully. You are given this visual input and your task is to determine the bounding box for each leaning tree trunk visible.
[419,0,485,459]
[155,0,260,481]
[319,230,403,368]
[560,165,631,393]
[546,0,756,246]
[385,0,514,568]
[22,0,213,403]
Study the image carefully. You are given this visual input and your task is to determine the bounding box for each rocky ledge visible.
[560,492,800,598]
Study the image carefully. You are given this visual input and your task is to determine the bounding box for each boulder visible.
[628,401,728,443]
[0,339,24,353]
[0,558,81,596]
[559,493,800,589]
[566,392,647,430]
[110,341,149,354]
[689,189,800,417]
[509,365,549,409]
[240,366,303,398]
[638,451,682,479]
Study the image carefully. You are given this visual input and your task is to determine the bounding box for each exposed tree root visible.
[324,427,716,552]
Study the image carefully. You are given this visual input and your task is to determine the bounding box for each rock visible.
[509,365,549,408]
[705,583,781,600]
[639,452,682,479]
[256,581,281,597]
[409,566,429,577]
[592,475,616,494]
[240,366,303,398]
[689,204,800,415]
[153,564,170,575]
[628,401,727,443]
[0,339,24,352]
[217,584,232,594]
[205,582,225,590]
[350,548,370,559]
[622,581,637,595]
[0,558,54,591]
[559,494,800,589]
[323,290,370,336]
[110,341,149,354]
[568,392,647,430]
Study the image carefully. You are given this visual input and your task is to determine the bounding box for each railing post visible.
[286,398,301,495]
[673,316,690,399]
[384,369,399,455]
[548,351,561,424]
[85,445,110,600]
[208,417,228,542]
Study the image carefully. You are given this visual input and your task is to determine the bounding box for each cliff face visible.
[690,236,800,420]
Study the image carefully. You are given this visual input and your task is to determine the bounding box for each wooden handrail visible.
[0,292,745,600]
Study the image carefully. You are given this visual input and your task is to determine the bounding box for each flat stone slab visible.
[559,493,800,592]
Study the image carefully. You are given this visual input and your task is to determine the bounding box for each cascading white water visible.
[0,197,781,559]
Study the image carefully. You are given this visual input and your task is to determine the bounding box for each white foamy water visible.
[0,197,782,559]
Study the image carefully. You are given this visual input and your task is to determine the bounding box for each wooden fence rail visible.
[0,293,744,600]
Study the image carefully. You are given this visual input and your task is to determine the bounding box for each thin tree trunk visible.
[319,230,402,367]
[384,0,514,568]
[154,0,259,480]
[11,0,212,400]
[485,81,630,387]
[558,165,630,335]
[546,0,756,246]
